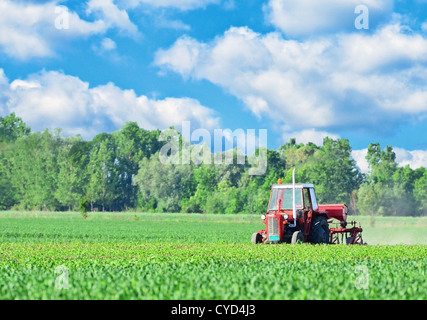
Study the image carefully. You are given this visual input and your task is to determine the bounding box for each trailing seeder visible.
[252,170,365,245]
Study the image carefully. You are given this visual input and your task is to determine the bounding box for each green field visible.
[0,211,426,300]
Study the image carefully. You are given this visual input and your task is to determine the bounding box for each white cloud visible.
[90,83,220,132]
[0,0,54,59]
[1,69,220,140]
[10,80,41,91]
[0,69,10,115]
[155,24,427,134]
[338,23,427,74]
[155,35,205,79]
[101,38,117,51]
[351,149,370,173]
[0,69,8,87]
[153,16,191,31]
[91,38,122,61]
[264,0,394,37]
[0,0,137,60]
[394,147,427,170]
[86,0,139,37]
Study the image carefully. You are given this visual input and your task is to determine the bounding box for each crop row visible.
[0,242,426,299]
[1,242,427,265]
[2,212,427,245]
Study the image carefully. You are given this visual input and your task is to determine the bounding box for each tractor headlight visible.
[261,215,266,220]
[283,214,289,220]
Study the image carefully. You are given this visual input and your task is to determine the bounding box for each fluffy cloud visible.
[0,0,137,59]
[100,38,117,51]
[0,1,51,58]
[393,148,427,170]
[351,149,370,173]
[92,37,118,55]
[0,69,10,115]
[155,24,427,135]
[86,0,139,37]
[264,0,394,37]
[0,0,225,59]
[1,69,220,139]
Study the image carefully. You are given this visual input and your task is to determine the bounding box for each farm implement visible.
[252,170,366,245]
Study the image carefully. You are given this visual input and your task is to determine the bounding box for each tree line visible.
[0,113,426,216]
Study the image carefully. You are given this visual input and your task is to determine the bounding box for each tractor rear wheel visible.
[291,231,304,244]
[310,216,330,244]
[251,232,262,244]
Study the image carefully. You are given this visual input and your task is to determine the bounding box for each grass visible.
[0,211,426,300]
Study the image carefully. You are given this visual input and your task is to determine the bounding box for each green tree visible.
[179,163,216,213]
[357,181,393,217]
[390,165,420,216]
[366,143,397,185]
[414,168,427,215]
[113,122,163,210]
[0,152,16,209]
[85,134,119,211]
[0,113,31,209]
[8,130,60,210]
[280,138,362,208]
[240,148,287,214]
[357,143,400,216]
[278,139,318,169]
[204,179,243,214]
[0,112,31,143]
[79,195,89,219]
[134,153,195,213]
[55,136,90,211]
[309,137,362,205]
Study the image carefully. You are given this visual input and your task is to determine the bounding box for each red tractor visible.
[252,170,365,245]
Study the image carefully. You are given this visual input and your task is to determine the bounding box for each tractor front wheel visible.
[291,231,304,244]
[251,232,262,244]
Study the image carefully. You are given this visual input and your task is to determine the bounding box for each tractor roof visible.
[272,183,315,189]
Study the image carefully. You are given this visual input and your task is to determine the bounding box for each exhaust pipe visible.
[288,168,297,228]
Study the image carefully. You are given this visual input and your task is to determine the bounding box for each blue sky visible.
[1,0,427,171]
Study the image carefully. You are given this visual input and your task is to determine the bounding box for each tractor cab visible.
[268,183,318,214]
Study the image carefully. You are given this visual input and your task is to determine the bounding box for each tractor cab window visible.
[268,188,303,211]
[309,188,318,211]
[303,188,311,211]
[268,188,279,211]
